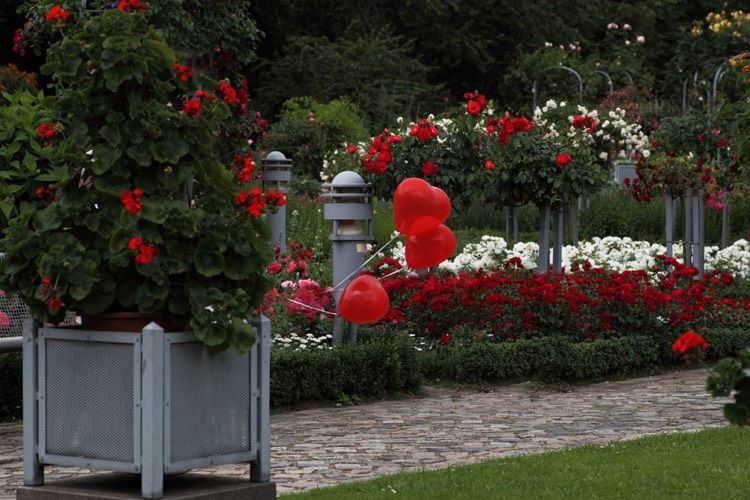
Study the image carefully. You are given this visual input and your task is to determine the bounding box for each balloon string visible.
[329,234,401,292]
[285,298,338,317]
[379,267,408,280]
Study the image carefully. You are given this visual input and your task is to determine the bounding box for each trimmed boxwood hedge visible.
[0,328,749,420]
[270,335,421,407]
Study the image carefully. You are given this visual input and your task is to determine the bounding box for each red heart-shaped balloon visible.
[393,178,451,236]
[405,224,457,269]
[338,274,390,324]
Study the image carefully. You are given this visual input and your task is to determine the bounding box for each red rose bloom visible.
[46,5,70,22]
[555,153,573,166]
[466,100,481,116]
[346,145,357,154]
[439,333,452,345]
[118,0,147,12]
[422,160,438,176]
[671,331,708,354]
[12,28,25,56]
[484,159,496,171]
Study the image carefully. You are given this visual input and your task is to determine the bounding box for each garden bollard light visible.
[261,151,292,254]
[323,171,374,345]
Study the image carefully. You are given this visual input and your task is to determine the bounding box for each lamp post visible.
[260,151,292,254]
[322,171,374,345]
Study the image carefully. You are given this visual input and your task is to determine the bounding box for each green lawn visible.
[282,427,750,499]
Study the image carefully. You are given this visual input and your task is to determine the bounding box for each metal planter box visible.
[22,317,271,498]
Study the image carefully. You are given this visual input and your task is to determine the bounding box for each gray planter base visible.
[16,473,276,500]
[22,317,273,499]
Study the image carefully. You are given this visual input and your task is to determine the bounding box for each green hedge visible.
[1,328,748,420]
[418,336,660,383]
[418,329,750,383]
[270,335,421,407]
[0,353,22,422]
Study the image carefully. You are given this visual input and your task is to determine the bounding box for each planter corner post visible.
[22,318,43,486]
[141,322,165,499]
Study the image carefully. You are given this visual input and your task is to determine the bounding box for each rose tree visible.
[0,9,278,352]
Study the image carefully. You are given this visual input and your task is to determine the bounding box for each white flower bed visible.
[390,235,750,277]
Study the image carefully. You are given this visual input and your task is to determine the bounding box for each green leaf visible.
[150,134,189,164]
[139,202,167,224]
[109,227,133,254]
[191,318,228,347]
[37,205,64,231]
[195,238,225,277]
[92,143,122,174]
[224,251,257,280]
[126,144,152,166]
[230,317,257,352]
[100,124,122,147]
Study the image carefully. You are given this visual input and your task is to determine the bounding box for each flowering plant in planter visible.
[0,8,278,352]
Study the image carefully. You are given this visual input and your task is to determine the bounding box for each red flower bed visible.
[380,266,750,344]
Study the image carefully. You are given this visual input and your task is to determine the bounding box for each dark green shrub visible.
[270,335,420,407]
[703,328,750,359]
[261,97,369,180]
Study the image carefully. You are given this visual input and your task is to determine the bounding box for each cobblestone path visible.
[0,369,725,498]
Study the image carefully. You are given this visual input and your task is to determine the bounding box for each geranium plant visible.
[0,8,278,352]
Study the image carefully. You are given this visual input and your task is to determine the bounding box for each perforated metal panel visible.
[168,341,251,462]
[44,338,135,463]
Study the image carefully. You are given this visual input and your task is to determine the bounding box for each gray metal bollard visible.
[322,171,374,345]
[260,151,292,254]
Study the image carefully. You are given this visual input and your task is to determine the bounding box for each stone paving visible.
[0,369,726,498]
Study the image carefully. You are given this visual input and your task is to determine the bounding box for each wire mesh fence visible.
[1,291,78,339]
[0,291,30,338]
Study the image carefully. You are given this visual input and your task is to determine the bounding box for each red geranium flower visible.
[217,80,239,106]
[36,122,57,140]
[182,98,201,119]
[174,64,194,83]
[555,153,573,166]
[671,331,708,354]
[120,189,143,215]
[47,297,62,311]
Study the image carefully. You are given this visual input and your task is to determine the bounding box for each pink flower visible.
[0,311,10,328]
[267,261,282,274]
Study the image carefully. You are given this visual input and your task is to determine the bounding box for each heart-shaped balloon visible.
[393,178,451,236]
[338,274,390,324]
[405,224,457,269]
